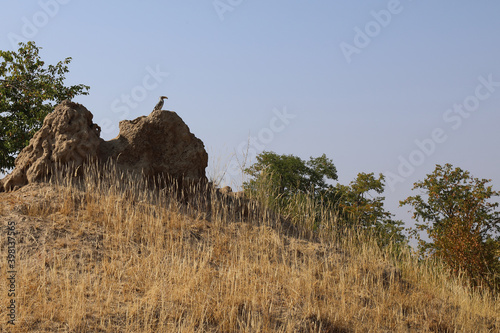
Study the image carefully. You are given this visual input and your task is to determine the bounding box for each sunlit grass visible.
[0,161,498,332]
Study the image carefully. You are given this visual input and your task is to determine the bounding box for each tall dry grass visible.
[0,162,498,332]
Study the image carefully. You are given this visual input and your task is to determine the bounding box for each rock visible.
[217,186,244,200]
[1,100,101,192]
[1,102,208,192]
[220,186,232,194]
[98,109,208,185]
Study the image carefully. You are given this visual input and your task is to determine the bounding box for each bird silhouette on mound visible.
[154,96,168,111]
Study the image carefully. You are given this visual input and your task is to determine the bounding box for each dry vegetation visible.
[0,164,499,332]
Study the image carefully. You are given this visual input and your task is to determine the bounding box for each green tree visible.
[243,151,338,233]
[243,151,338,200]
[0,41,89,172]
[400,164,500,289]
[335,173,407,247]
[243,152,407,246]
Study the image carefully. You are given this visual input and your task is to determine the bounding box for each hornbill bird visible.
[154,96,168,111]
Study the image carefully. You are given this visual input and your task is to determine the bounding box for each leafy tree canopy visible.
[335,172,407,247]
[0,41,89,172]
[401,164,500,289]
[243,151,337,199]
[243,152,407,247]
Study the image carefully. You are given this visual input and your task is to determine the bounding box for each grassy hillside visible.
[0,164,498,332]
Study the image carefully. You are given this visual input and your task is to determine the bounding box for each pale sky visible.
[1,1,499,237]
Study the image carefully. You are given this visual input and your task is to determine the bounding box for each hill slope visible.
[0,170,498,332]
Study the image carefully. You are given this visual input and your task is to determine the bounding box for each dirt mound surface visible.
[1,101,208,192]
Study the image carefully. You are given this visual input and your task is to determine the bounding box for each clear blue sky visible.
[1,1,500,236]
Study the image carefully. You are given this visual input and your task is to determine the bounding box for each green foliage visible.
[243,152,408,247]
[401,164,500,290]
[243,151,338,230]
[0,41,89,172]
[335,173,407,247]
[243,151,338,199]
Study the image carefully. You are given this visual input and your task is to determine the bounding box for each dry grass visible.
[0,164,498,332]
